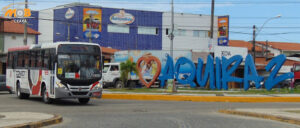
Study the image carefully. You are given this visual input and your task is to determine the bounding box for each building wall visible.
[38,9,54,44]
[27,11,39,44]
[52,6,162,50]
[0,20,3,53]
[162,13,218,52]
[4,33,35,52]
[256,43,281,56]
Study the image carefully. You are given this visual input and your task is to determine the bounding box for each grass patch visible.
[106,87,300,95]
[285,110,300,114]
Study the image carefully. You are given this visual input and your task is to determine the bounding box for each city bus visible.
[6,42,103,104]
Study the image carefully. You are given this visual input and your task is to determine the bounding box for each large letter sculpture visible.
[265,54,294,90]
[159,54,174,88]
[243,55,263,90]
[222,55,243,90]
[175,57,196,87]
[196,55,215,89]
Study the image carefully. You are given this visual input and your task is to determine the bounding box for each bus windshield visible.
[57,44,101,83]
[295,65,300,72]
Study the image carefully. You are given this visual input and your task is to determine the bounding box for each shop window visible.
[108,24,129,33]
[166,28,169,35]
[138,26,157,35]
[193,30,209,38]
[11,36,16,40]
[174,29,186,36]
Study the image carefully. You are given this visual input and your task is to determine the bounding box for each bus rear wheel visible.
[42,86,53,104]
[16,82,29,99]
[78,98,90,104]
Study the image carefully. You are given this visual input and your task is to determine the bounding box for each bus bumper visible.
[55,88,102,99]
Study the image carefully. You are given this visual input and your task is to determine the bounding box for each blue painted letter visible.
[215,57,222,90]
[265,54,294,90]
[175,57,196,87]
[196,55,215,89]
[159,54,174,87]
[243,54,263,90]
[222,55,243,90]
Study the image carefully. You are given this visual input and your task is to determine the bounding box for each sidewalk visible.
[0,112,62,128]
[101,90,300,102]
[219,108,300,126]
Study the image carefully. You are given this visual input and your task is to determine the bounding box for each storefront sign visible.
[83,8,102,39]
[65,8,75,19]
[218,16,229,46]
[110,10,135,24]
[2,2,32,23]
[214,46,247,60]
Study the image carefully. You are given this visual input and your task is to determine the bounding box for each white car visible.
[101,63,139,88]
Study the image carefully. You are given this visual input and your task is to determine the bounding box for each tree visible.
[120,59,138,89]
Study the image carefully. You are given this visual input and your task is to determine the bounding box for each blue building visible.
[37,3,162,50]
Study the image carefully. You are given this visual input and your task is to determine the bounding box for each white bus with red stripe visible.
[6,42,103,104]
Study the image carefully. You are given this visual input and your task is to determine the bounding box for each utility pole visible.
[209,0,215,52]
[89,14,92,43]
[170,0,174,57]
[169,0,176,92]
[67,23,70,41]
[265,40,268,61]
[252,25,256,64]
[23,0,28,45]
[210,0,214,39]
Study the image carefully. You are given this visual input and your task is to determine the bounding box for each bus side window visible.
[24,51,30,68]
[7,53,11,68]
[13,52,17,69]
[49,49,56,70]
[30,51,36,68]
[17,52,24,68]
[37,51,42,68]
[43,50,49,69]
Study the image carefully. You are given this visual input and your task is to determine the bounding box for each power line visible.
[4,0,300,5]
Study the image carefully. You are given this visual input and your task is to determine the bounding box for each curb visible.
[5,114,63,128]
[102,93,300,102]
[219,110,300,126]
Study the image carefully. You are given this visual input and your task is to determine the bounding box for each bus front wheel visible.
[42,86,53,104]
[16,82,29,99]
[78,98,90,104]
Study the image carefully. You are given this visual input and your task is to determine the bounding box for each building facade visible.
[162,13,218,52]
[35,3,221,52]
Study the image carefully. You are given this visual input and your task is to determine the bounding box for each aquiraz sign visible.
[136,54,293,91]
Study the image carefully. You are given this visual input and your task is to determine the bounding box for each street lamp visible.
[256,14,281,37]
[252,14,281,64]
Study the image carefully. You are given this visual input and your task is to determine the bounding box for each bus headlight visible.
[93,83,103,90]
[56,82,67,90]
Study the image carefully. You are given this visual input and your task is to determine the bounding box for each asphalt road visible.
[0,92,299,128]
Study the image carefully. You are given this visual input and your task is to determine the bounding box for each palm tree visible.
[120,59,138,89]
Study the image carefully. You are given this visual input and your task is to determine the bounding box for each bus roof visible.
[7,42,101,52]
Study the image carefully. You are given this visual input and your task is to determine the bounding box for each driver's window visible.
[110,65,119,72]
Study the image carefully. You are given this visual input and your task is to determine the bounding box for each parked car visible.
[0,75,12,93]
[249,76,292,89]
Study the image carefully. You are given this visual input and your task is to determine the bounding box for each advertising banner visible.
[218,16,229,46]
[214,46,247,60]
[83,8,102,39]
